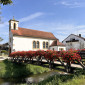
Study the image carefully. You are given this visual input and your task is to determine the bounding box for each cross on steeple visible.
[13,16,15,20]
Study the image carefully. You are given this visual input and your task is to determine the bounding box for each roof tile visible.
[50,40,65,46]
[11,27,57,40]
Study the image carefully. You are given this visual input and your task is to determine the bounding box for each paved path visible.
[0,56,9,61]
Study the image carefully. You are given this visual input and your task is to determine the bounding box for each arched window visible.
[33,41,36,48]
[46,42,48,48]
[14,23,16,30]
[37,41,39,48]
[43,42,45,48]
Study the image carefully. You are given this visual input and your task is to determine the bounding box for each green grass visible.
[0,61,6,78]
[26,64,49,74]
[0,59,50,78]
[18,68,85,85]
[19,75,85,85]
[62,75,85,85]
[36,68,85,85]
[1,60,85,85]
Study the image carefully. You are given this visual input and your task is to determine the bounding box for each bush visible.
[10,50,81,64]
[0,59,49,78]
[1,50,8,54]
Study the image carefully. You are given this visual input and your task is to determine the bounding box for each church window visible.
[37,41,39,48]
[14,23,16,30]
[33,41,36,48]
[43,42,45,48]
[46,42,48,48]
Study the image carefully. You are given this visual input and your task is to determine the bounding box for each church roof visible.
[11,27,57,40]
[50,40,65,46]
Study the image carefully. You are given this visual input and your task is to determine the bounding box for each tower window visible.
[14,23,16,30]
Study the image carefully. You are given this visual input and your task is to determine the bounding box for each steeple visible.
[9,17,19,31]
[13,16,15,20]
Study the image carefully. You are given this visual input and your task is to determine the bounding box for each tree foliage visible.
[0,37,3,41]
[0,0,12,5]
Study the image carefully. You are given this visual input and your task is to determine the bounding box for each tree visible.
[0,37,3,41]
[0,0,12,23]
[0,0,12,5]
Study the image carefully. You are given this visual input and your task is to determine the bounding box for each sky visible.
[0,0,85,44]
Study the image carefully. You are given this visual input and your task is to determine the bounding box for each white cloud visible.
[75,25,85,29]
[0,22,8,28]
[55,0,85,8]
[61,1,79,6]
[22,22,85,41]
[19,12,44,23]
[0,12,44,28]
[75,29,85,36]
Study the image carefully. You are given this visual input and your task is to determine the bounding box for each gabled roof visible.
[11,27,57,40]
[50,40,65,47]
[62,34,85,42]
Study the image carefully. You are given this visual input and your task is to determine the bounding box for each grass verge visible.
[0,59,49,78]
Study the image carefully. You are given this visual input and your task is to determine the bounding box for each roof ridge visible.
[11,27,57,40]
[71,34,85,40]
[50,40,65,46]
[18,27,52,34]
[62,34,85,42]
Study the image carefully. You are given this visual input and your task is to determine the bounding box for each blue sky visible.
[0,0,85,44]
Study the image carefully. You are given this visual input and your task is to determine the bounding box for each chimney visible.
[79,34,81,37]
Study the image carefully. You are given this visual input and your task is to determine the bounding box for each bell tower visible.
[9,16,19,31]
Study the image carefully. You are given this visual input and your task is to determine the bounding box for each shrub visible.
[1,50,8,54]
[10,50,81,64]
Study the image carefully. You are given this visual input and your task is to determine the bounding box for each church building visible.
[9,18,66,53]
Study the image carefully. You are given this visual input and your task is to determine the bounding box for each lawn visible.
[19,74,85,85]
[1,60,85,85]
[0,59,50,78]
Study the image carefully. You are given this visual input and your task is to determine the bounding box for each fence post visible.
[49,60,53,69]
[65,61,71,73]
[37,56,41,65]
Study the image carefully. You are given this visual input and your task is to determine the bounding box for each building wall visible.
[57,46,66,51]
[12,36,54,52]
[50,46,66,51]
[9,31,13,52]
[9,20,19,53]
[9,19,55,52]
[62,34,85,50]
[50,46,58,51]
